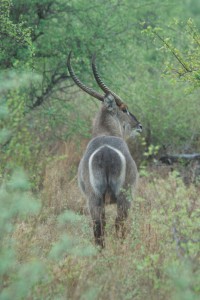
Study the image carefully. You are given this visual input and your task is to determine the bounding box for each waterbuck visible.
[67,52,142,248]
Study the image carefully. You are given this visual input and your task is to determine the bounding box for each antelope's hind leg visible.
[115,191,131,239]
[89,196,106,248]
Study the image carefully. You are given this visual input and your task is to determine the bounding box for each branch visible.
[172,219,200,259]
[30,73,70,109]
[172,220,186,258]
[153,31,191,73]
[160,153,200,165]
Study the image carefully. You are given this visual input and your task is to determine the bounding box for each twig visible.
[172,219,186,258]
[153,31,191,73]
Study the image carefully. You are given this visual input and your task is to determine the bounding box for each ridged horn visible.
[67,52,104,102]
[92,54,127,109]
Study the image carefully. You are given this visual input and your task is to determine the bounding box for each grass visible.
[2,141,200,300]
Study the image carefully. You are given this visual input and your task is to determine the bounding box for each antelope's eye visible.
[136,123,143,132]
[122,108,129,115]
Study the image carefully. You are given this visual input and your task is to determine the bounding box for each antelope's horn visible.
[92,54,126,108]
[67,52,104,102]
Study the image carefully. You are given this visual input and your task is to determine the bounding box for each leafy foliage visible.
[145,18,200,90]
[1,0,200,179]
[1,0,200,298]
[0,0,33,69]
[0,168,43,300]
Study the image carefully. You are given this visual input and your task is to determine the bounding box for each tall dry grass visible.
[12,140,200,300]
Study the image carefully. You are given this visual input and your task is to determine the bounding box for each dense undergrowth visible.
[1,149,200,299]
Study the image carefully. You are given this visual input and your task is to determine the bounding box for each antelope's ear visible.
[103,93,117,111]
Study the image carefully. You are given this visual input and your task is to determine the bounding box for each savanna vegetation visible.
[0,0,200,299]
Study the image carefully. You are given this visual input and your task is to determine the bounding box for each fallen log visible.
[159,153,200,165]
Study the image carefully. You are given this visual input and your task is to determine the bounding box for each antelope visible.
[67,52,142,248]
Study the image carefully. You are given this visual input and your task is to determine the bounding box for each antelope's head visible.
[67,52,142,138]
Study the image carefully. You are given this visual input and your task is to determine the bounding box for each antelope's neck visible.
[92,108,124,138]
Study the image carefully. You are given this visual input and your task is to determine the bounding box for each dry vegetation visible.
[10,141,200,300]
